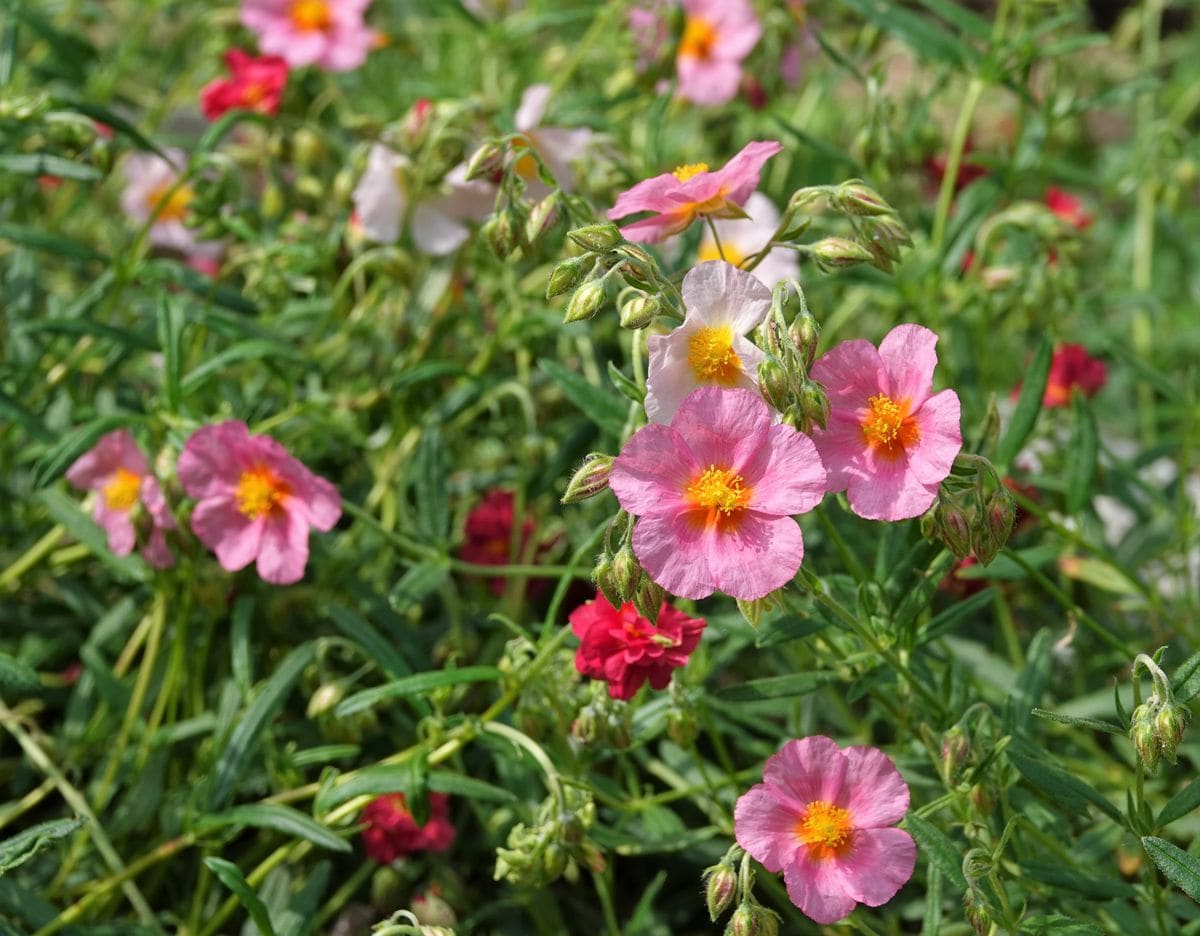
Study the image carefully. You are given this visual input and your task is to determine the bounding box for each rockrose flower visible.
[695,192,798,289]
[734,736,916,925]
[1040,343,1107,408]
[606,139,781,243]
[240,0,377,72]
[66,429,175,569]
[609,386,827,601]
[120,149,201,253]
[676,0,762,106]
[645,260,771,424]
[458,489,553,597]
[569,592,706,700]
[177,421,341,585]
[200,49,289,120]
[362,793,455,864]
[512,84,593,193]
[809,324,962,521]
[1045,186,1093,231]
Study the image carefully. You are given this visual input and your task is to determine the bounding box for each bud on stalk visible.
[810,236,874,273]
[618,294,660,329]
[703,863,737,921]
[561,454,615,503]
[632,574,664,624]
[568,222,623,252]
[547,256,591,298]
[465,140,505,181]
[563,281,606,323]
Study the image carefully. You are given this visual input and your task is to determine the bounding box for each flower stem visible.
[930,76,984,251]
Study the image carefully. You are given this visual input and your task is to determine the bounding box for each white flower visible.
[695,192,798,289]
[512,84,593,194]
[644,260,771,424]
[120,149,201,253]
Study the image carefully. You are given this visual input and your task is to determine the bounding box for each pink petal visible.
[643,330,764,426]
[711,140,782,206]
[319,27,374,72]
[275,461,341,531]
[808,411,866,494]
[178,422,251,498]
[607,173,684,220]
[515,83,551,131]
[631,512,714,600]
[705,512,804,600]
[841,746,910,828]
[670,386,771,475]
[411,203,470,256]
[256,508,311,585]
[782,855,858,925]
[142,527,175,569]
[838,827,917,907]
[352,144,406,244]
[618,211,693,243]
[677,57,742,107]
[610,424,698,517]
[908,390,962,487]
[191,496,263,572]
[810,339,885,408]
[734,784,803,874]
[93,500,136,557]
[846,454,938,521]
[711,9,762,59]
[879,324,938,409]
[763,736,848,811]
[680,260,772,335]
[139,476,175,531]
[744,424,827,516]
[67,429,145,490]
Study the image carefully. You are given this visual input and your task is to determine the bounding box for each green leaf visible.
[1158,778,1200,828]
[1007,738,1123,824]
[1171,651,1200,704]
[904,811,967,891]
[712,671,839,702]
[179,340,299,394]
[1007,628,1052,733]
[195,804,350,853]
[314,765,518,814]
[50,97,167,159]
[606,360,645,405]
[1064,393,1098,515]
[0,817,84,875]
[753,614,829,647]
[1022,862,1136,899]
[917,587,995,645]
[1030,708,1123,735]
[840,0,978,68]
[411,428,450,544]
[0,389,52,443]
[995,335,1052,469]
[388,562,449,613]
[0,653,40,694]
[539,358,627,437]
[208,642,316,810]
[335,666,501,717]
[203,858,277,936]
[0,222,106,262]
[33,414,141,489]
[36,489,149,583]
[0,153,101,181]
[1143,836,1200,904]
[327,604,412,679]
[157,296,185,414]
[1020,914,1104,936]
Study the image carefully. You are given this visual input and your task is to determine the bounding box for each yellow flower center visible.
[697,240,746,267]
[686,465,750,515]
[687,325,742,385]
[680,17,717,61]
[235,466,291,520]
[673,162,709,183]
[795,801,854,860]
[145,183,193,223]
[102,467,142,512]
[290,0,333,31]
[861,393,919,458]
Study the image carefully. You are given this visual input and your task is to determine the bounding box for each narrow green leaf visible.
[1022,862,1136,899]
[995,335,1053,469]
[36,489,149,583]
[0,153,101,180]
[33,415,140,489]
[411,428,450,544]
[203,858,277,936]
[1007,739,1123,824]
[196,805,349,853]
[712,671,839,702]
[1143,836,1200,904]
[606,360,645,405]
[314,766,518,814]
[0,817,84,874]
[904,812,966,890]
[840,0,977,67]
[179,340,299,394]
[1065,393,1098,514]
[1007,629,1052,733]
[157,295,185,414]
[0,223,106,262]
[1158,778,1200,829]
[1030,708,1123,735]
[0,389,52,443]
[50,97,167,159]
[1171,651,1200,704]
[921,864,943,936]
[327,604,412,679]
[335,666,501,717]
[0,653,40,694]
[388,562,449,613]
[917,587,995,645]
[539,359,627,437]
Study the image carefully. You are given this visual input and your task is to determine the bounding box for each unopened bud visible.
[941,725,969,780]
[609,545,641,606]
[938,503,973,560]
[798,381,830,431]
[704,864,737,922]
[547,256,591,299]
[568,222,622,252]
[811,236,874,273]
[542,843,568,880]
[1155,701,1191,765]
[412,890,457,928]
[982,265,1018,290]
[525,193,559,243]
[757,357,792,412]
[726,903,779,936]
[831,180,894,216]
[618,294,660,329]
[614,245,657,291]
[465,141,505,181]
[292,127,324,168]
[632,574,664,624]
[977,488,1015,565]
[666,706,699,747]
[593,555,623,609]
[484,213,519,259]
[404,97,434,148]
[861,215,913,272]
[788,313,820,371]
[306,682,345,718]
[562,454,615,503]
[1130,701,1162,773]
[563,281,606,323]
[419,927,455,936]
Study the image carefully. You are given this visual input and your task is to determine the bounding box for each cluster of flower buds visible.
[571,682,633,748]
[922,454,1016,566]
[493,788,604,888]
[370,909,455,936]
[591,512,664,623]
[752,280,829,436]
[702,850,781,936]
[498,636,580,742]
[777,179,913,275]
[1129,652,1192,773]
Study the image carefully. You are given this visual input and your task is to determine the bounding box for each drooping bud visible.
[977,488,1015,565]
[614,245,657,291]
[593,554,622,609]
[1130,701,1162,774]
[618,294,660,329]
[561,454,616,504]
[483,213,519,259]
[547,256,592,298]
[937,502,973,560]
[861,215,913,272]
[563,281,606,323]
[725,903,779,936]
[568,222,623,252]
[756,357,792,412]
[703,862,737,922]
[940,724,970,781]
[403,97,435,148]
[831,180,894,216]
[797,381,830,431]
[632,574,664,624]
[810,236,875,273]
[412,890,457,928]
[525,193,560,243]
[1155,700,1191,766]
[465,140,505,181]
[609,545,641,606]
[788,313,820,371]
[306,682,345,718]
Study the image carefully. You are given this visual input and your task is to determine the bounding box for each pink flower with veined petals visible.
[809,324,962,521]
[609,386,826,601]
[66,429,175,568]
[177,421,341,585]
[200,49,289,121]
[734,736,916,925]
[606,139,781,244]
[240,0,377,72]
[676,0,762,106]
[644,260,771,424]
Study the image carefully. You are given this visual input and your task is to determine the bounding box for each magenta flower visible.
[809,324,962,521]
[177,422,341,585]
[606,139,781,243]
[609,386,826,601]
[200,49,289,121]
[676,0,761,106]
[240,0,377,72]
[734,736,916,925]
[66,429,175,568]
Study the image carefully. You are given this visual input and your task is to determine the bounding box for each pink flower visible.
[695,192,798,289]
[177,421,341,585]
[361,793,455,864]
[644,260,771,424]
[200,49,289,120]
[569,592,706,700]
[1045,186,1093,231]
[609,386,826,601]
[66,429,175,568]
[240,0,377,72]
[629,2,672,72]
[119,149,204,253]
[734,736,916,925]
[512,84,593,193]
[606,139,781,243]
[809,324,962,521]
[676,0,761,106]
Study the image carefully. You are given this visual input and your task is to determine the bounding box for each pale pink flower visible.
[177,421,341,585]
[240,0,377,72]
[606,139,781,243]
[609,386,826,601]
[644,260,770,424]
[66,429,175,568]
[629,1,672,72]
[120,149,202,253]
[809,324,962,521]
[734,736,916,925]
[512,84,593,193]
[695,192,798,289]
[351,143,495,255]
[676,0,761,106]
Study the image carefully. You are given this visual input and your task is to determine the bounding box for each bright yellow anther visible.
[290,0,332,31]
[673,161,710,183]
[686,465,750,515]
[795,801,854,860]
[687,325,742,385]
[102,468,141,512]
[679,17,717,61]
[235,466,291,520]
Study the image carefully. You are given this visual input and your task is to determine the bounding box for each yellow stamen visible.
[795,801,854,860]
[687,325,742,385]
[680,17,717,61]
[145,183,193,223]
[102,468,141,512]
[290,0,332,31]
[861,393,919,456]
[235,466,291,520]
[697,240,746,267]
[673,162,709,183]
[686,465,750,515]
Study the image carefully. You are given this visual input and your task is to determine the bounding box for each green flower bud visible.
[788,312,820,371]
[568,222,623,252]
[563,280,606,323]
[542,843,568,880]
[810,236,875,273]
[756,357,792,412]
[632,574,664,624]
[798,381,831,431]
[306,682,345,718]
[1130,701,1162,774]
[593,554,623,610]
[525,193,559,243]
[562,454,616,504]
[292,127,324,168]
[982,489,1016,558]
[614,245,657,291]
[703,863,737,922]
[618,294,660,329]
[610,545,641,606]
[547,256,591,298]
[465,141,505,181]
[1155,701,1191,765]
[938,503,973,560]
[941,725,970,780]
[484,212,519,259]
[831,180,895,216]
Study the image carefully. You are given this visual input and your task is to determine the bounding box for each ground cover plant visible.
[2,0,1200,933]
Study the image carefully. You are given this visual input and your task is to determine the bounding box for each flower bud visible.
[810,236,874,273]
[562,454,616,504]
[593,555,623,610]
[618,294,660,329]
[666,706,699,748]
[572,705,599,744]
[465,141,505,181]
[726,903,779,936]
[788,313,820,371]
[547,256,591,299]
[404,97,434,148]
[980,488,1015,561]
[941,725,969,780]
[568,222,623,253]
[542,843,568,880]
[1130,701,1162,773]
[632,574,664,624]
[563,281,606,323]
[1155,701,1191,766]
[756,357,792,412]
[306,682,345,718]
[525,193,559,243]
[412,890,457,927]
[610,545,641,606]
[937,503,973,560]
[703,863,737,921]
[797,381,830,431]
[614,245,657,291]
[831,180,895,216]
[483,213,519,259]
[292,127,324,169]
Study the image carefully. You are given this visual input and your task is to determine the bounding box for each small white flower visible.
[696,192,798,289]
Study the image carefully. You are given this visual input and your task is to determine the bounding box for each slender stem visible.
[482,722,566,811]
[0,525,66,590]
[931,77,984,251]
[705,215,728,263]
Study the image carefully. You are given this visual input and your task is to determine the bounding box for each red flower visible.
[569,592,706,700]
[458,490,548,596]
[1043,344,1107,408]
[200,49,289,121]
[361,793,455,864]
[925,139,988,195]
[1045,186,1093,231]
